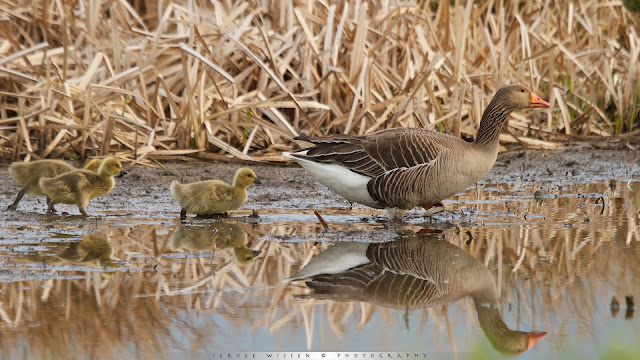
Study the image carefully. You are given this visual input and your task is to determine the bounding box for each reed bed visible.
[0,1,639,164]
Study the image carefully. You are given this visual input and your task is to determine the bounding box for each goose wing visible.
[210,184,233,202]
[305,262,445,308]
[294,128,457,178]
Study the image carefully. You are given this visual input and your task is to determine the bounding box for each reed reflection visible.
[170,221,261,264]
[288,231,547,355]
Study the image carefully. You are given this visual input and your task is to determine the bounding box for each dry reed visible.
[0,0,639,165]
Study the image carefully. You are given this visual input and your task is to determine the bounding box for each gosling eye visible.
[247,174,253,177]
[520,89,525,93]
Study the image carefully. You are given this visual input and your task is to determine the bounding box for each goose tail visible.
[282,150,306,160]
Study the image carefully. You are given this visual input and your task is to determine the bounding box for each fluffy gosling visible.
[170,222,261,264]
[170,167,261,220]
[8,158,103,212]
[39,157,126,216]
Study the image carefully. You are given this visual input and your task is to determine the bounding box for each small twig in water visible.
[596,195,605,215]
[314,210,329,230]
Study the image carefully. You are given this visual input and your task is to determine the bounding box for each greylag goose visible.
[170,221,261,264]
[284,85,550,220]
[288,234,547,355]
[39,157,126,216]
[170,167,261,220]
[7,158,104,212]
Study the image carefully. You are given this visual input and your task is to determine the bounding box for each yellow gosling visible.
[39,157,125,217]
[8,158,103,212]
[83,158,104,172]
[170,222,261,264]
[170,167,261,220]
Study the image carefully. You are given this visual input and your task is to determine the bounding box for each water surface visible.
[0,153,638,359]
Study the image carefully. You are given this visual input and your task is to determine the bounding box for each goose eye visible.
[520,89,525,93]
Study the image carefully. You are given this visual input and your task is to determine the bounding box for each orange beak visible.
[527,331,548,349]
[530,92,550,108]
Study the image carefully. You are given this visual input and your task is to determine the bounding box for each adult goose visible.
[284,85,550,220]
[287,233,547,355]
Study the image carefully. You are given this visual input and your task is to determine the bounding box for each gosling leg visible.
[79,207,89,217]
[180,208,187,220]
[46,201,56,215]
[6,188,26,211]
[45,196,58,213]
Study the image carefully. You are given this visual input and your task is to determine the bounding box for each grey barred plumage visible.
[284,85,550,220]
[288,233,547,354]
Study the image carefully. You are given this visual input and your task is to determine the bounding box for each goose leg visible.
[386,208,408,222]
[7,188,26,211]
[180,208,187,220]
[403,309,410,330]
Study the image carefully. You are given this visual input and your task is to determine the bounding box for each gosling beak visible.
[526,331,548,349]
[117,169,129,178]
[252,249,262,257]
[530,92,550,108]
[253,177,262,185]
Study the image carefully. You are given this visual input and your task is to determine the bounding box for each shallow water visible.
[0,150,639,359]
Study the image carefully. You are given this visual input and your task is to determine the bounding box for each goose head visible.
[493,84,550,110]
[475,85,550,145]
[233,167,261,188]
[486,330,547,355]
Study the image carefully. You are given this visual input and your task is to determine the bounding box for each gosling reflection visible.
[288,233,547,355]
[170,221,260,264]
[17,233,117,271]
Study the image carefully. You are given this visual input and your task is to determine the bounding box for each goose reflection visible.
[16,233,117,271]
[288,232,547,355]
[170,221,261,264]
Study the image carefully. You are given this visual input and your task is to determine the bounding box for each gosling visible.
[39,157,126,216]
[170,222,261,264]
[170,167,261,220]
[7,158,104,212]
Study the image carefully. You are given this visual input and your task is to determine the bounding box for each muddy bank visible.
[0,147,636,223]
[0,147,638,359]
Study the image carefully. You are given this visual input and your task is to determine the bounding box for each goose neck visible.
[473,297,510,337]
[474,102,514,146]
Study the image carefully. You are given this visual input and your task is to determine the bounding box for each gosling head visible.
[98,157,125,177]
[234,247,261,264]
[233,167,261,188]
[493,85,550,110]
[84,159,103,172]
